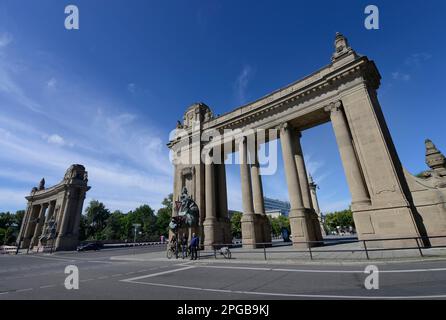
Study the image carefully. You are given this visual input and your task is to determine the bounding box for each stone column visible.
[280,123,312,248]
[218,162,229,219]
[239,136,257,248]
[31,203,48,247]
[203,160,217,249]
[22,205,39,248]
[325,101,370,206]
[72,191,86,237]
[293,131,323,242]
[250,149,265,215]
[250,145,272,245]
[293,131,313,210]
[44,201,56,224]
[17,203,32,246]
[309,175,326,236]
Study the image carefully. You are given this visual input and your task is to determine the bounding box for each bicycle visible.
[166,243,178,259]
[219,246,231,259]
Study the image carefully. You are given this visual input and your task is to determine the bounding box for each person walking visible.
[181,233,188,259]
[190,233,199,260]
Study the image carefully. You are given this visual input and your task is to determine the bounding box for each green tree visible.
[0,211,23,245]
[103,210,126,240]
[85,200,111,240]
[269,215,290,236]
[324,208,354,232]
[230,211,242,238]
[156,194,173,237]
[127,205,157,241]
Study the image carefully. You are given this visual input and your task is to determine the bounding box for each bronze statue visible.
[170,187,199,230]
[38,178,45,190]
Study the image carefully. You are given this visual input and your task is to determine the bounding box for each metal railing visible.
[202,235,446,261]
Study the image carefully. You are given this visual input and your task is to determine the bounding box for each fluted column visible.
[309,175,326,236]
[250,148,265,215]
[293,131,323,242]
[72,191,86,237]
[250,144,272,245]
[44,201,56,224]
[31,203,48,247]
[17,203,32,246]
[325,101,370,206]
[239,136,257,248]
[293,131,313,210]
[203,158,217,248]
[23,205,39,248]
[218,162,228,219]
[280,123,312,248]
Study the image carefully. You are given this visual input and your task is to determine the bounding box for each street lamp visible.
[132,224,141,254]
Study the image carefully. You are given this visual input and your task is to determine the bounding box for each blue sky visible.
[0,0,445,214]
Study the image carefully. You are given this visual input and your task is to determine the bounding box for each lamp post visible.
[132,224,141,254]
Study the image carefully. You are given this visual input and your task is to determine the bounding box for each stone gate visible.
[17,164,90,251]
[168,33,446,249]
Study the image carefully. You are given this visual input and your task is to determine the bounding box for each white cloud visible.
[392,71,411,81]
[47,77,57,88]
[47,134,66,146]
[405,53,432,67]
[127,83,136,93]
[234,65,253,104]
[320,198,351,214]
[0,32,13,48]
[0,49,173,213]
[0,188,28,210]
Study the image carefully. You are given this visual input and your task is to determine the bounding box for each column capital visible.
[324,100,343,114]
[278,121,291,131]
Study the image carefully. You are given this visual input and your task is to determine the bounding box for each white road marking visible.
[196,264,446,274]
[26,255,76,263]
[121,266,195,282]
[15,288,33,293]
[125,280,446,299]
[39,284,56,289]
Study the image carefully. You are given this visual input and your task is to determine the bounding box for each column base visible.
[289,208,319,248]
[242,213,267,248]
[353,207,422,249]
[203,218,231,250]
[54,234,79,251]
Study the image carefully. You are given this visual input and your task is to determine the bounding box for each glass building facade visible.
[264,197,291,216]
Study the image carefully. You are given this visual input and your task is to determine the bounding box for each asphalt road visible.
[2,245,446,300]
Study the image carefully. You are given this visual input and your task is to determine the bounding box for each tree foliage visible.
[269,215,290,236]
[230,211,242,238]
[0,210,24,245]
[324,208,355,232]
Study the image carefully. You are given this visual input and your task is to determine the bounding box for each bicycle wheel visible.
[166,249,173,259]
[223,250,231,259]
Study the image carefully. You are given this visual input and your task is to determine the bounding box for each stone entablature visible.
[17,164,90,251]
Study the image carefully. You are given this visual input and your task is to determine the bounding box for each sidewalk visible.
[110,241,446,265]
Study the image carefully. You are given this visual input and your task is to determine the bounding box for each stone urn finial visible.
[332,32,357,62]
[425,139,446,177]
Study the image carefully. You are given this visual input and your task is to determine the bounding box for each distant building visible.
[265,210,282,219]
[264,197,290,216]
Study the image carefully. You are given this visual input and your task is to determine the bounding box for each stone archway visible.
[168,33,446,249]
[17,164,90,252]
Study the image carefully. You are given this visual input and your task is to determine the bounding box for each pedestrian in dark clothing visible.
[181,233,188,259]
[190,233,199,260]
